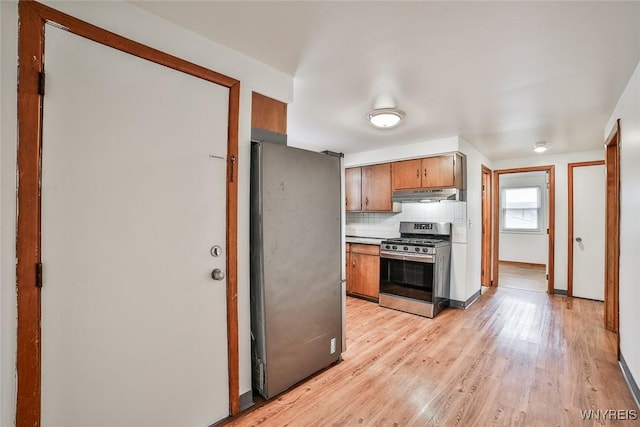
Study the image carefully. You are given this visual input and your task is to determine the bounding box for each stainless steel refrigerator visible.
[250,141,343,399]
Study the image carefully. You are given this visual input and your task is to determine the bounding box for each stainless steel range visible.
[379,222,452,318]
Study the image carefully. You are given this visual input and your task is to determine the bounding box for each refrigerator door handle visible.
[340,279,346,353]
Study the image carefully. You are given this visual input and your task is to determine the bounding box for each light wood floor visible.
[224,289,638,426]
[499,261,547,292]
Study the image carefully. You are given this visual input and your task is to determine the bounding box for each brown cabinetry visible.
[346,163,397,212]
[362,163,392,211]
[392,153,464,190]
[346,243,380,300]
[251,92,287,134]
[392,158,422,189]
[345,168,362,211]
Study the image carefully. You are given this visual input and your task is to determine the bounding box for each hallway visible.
[499,261,547,293]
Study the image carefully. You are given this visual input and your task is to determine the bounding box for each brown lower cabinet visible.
[346,243,380,300]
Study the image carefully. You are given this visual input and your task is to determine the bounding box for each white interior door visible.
[41,25,230,427]
[572,164,606,300]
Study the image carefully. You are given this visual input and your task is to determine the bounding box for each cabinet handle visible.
[416,169,420,178]
[365,197,369,206]
[352,260,355,266]
[424,168,427,177]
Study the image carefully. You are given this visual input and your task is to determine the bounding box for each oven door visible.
[379,252,435,303]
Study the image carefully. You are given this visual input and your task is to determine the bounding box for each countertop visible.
[345,236,386,245]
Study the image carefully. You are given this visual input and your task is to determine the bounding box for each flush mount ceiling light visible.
[533,140,548,153]
[368,108,405,129]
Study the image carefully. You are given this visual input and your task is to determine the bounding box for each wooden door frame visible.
[604,120,621,335]
[481,165,492,286]
[492,165,555,293]
[567,160,605,298]
[16,2,241,425]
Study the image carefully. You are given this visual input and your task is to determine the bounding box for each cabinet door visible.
[345,167,362,211]
[350,253,380,299]
[345,245,352,293]
[422,155,455,188]
[361,163,392,211]
[392,159,422,190]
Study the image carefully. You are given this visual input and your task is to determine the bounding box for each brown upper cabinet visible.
[345,168,362,211]
[346,163,397,212]
[251,92,287,134]
[392,153,464,190]
[362,163,392,211]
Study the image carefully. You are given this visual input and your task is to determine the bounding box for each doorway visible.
[604,120,621,335]
[492,166,555,293]
[16,2,241,425]
[481,165,492,287]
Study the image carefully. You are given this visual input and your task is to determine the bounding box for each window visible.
[501,186,542,232]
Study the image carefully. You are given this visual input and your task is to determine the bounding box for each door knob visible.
[575,237,582,243]
[211,268,225,281]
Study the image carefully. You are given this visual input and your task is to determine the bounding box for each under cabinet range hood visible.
[392,188,465,203]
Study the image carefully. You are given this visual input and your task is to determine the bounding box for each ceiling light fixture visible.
[368,108,405,129]
[533,140,548,153]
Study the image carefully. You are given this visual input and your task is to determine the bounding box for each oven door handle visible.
[380,251,434,263]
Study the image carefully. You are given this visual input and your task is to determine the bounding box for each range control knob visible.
[392,245,397,250]
[385,245,391,249]
[415,247,420,252]
[422,248,429,252]
[403,246,409,251]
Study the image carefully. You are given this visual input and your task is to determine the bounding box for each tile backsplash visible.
[346,201,467,243]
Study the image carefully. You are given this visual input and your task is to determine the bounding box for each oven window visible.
[380,258,434,302]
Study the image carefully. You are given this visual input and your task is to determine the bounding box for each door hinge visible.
[546,274,549,280]
[38,72,45,96]
[36,263,43,288]
[546,228,549,234]
[229,154,236,183]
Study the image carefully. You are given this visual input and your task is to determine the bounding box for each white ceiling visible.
[131,1,640,160]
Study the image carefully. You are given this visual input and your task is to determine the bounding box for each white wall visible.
[344,136,459,167]
[492,149,604,291]
[606,60,640,391]
[458,138,492,301]
[1,2,294,425]
[498,172,548,265]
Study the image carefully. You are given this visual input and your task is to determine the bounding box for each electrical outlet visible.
[330,337,336,354]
